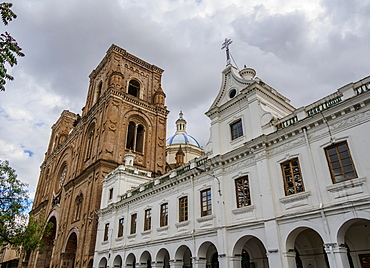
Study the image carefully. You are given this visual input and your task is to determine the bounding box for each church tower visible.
[28,45,168,268]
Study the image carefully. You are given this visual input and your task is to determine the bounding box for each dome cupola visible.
[167,111,201,147]
[166,111,204,170]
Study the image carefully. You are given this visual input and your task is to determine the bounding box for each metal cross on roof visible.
[221,38,233,64]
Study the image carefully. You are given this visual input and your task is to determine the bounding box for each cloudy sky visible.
[0,0,369,198]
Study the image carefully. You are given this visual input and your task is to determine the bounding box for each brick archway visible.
[61,232,77,268]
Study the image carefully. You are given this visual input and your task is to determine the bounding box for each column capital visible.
[282,250,296,258]
[324,242,347,253]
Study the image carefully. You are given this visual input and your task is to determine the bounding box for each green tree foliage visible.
[0,160,50,254]
[0,3,24,91]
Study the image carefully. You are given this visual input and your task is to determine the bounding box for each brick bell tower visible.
[28,45,168,268]
[82,44,168,172]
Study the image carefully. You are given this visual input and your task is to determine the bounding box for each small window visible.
[85,127,95,160]
[109,188,113,200]
[128,80,140,97]
[103,223,109,241]
[200,189,212,217]
[160,203,168,227]
[94,81,102,103]
[74,194,83,221]
[325,141,357,183]
[144,209,152,231]
[235,176,251,208]
[179,196,188,222]
[130,214,137,234]
[229,89,237,98]
[281,158,305,195]
[118,218,124,237]
[230,119,243,140]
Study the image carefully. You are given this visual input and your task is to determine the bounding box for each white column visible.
[325,243,350,268]
[169,260,184,268]
[282,251,296,268]
[218,255,229,267]
[264,221,283,268]
[152,262,164,268]
[253,150,284,268]
[229,256,242,268]
[193,258,206,268]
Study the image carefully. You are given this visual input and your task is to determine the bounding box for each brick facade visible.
[26,45,168,268]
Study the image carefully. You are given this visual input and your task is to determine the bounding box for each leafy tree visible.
[0,2,25,91]
[0,160,50,254]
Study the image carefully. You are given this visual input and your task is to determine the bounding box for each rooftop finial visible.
[176,111,187,134]
[221,38,233,65]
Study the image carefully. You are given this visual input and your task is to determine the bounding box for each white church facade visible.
[93,62,370,268]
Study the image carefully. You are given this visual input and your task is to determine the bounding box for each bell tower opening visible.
[126,121,145,153]
[128,79,140,97]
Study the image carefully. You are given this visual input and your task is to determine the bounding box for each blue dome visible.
[166,133,201,147]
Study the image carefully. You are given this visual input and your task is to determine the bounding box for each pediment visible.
[207,65,256,112]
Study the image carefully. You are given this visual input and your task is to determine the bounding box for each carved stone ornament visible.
[158,137,165,147]
[108,123,116,131]
[136,155,143,163]
[108,120,117,131]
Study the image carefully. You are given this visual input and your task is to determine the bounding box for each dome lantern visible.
[176,111,187,133]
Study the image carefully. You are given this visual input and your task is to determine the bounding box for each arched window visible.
[85,126,95,160]
[53,136,59,150]
[126,122,135,151]
[96,81,102,100]
[74,194,83,221]
[59,165,67,189]
[136,125,144,152]
[126,122,145,153]
[42,168,50,199]
[128,80,140,97]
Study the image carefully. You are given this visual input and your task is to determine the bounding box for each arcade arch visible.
[98,257,107,268]
[113,255,123,268]
[126,253,136,268]
[198,242,219,268]
[232,235,269,268]
[337,218,370,268]
[156,248,170,268]
[175,245,193,268]
[286,227,329,268]
[139,251,152,267]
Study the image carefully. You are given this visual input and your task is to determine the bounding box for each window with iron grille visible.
[200,189,212,216]
[325,141,357,183]
[144,209,152,231]
[160,203,168,227]
[230,119,243,140]
[235,176,251,208]
[130,214,137,234]
[179,196,188,222]
[281,158,305,195]
[117,218,124,237]
[103,223,109,241]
